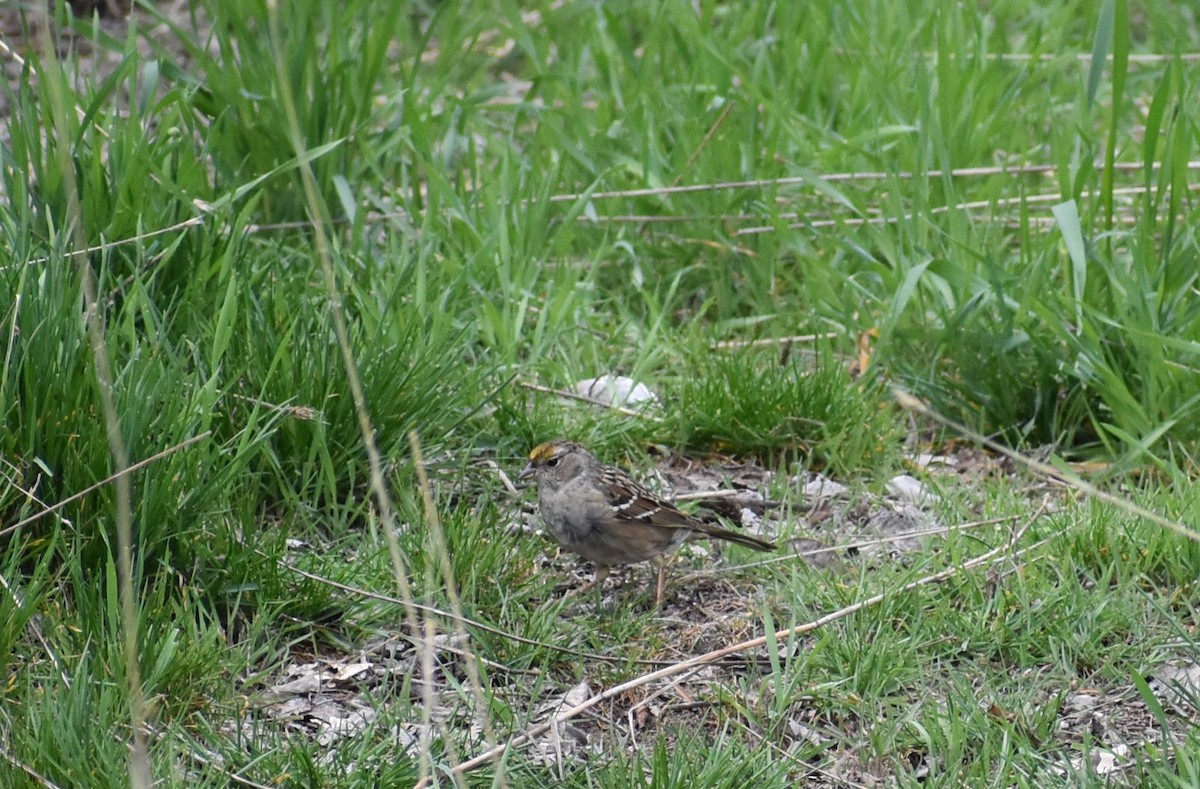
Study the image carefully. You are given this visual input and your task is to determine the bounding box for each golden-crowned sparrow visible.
[519,439,776,605]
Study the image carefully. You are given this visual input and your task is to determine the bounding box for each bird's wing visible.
[599,466,694,528]
[596,464,776,550]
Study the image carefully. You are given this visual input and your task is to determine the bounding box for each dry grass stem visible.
[710,333,839,350]
[0,432,212,539]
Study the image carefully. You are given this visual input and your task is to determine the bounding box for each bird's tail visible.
[703,524,776,552]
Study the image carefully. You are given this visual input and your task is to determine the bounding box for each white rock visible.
[802,475,848,499]
[574,375,660,409]
[1091,745,1129,775]
[909,453,958,468]
[887,474,939,505]
[739,507,761,525]
[1148,660,1200,713]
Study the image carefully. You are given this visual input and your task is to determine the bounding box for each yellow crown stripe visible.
[528,441,560,461]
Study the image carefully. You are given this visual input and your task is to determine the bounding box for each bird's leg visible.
[594,564,610,609]
[654,556,668,608]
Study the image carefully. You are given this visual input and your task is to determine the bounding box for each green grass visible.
[1,0,1198,785]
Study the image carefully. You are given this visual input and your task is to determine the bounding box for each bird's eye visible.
[545,456,560,467]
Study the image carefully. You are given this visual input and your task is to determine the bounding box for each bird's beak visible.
[517,462,535,487]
